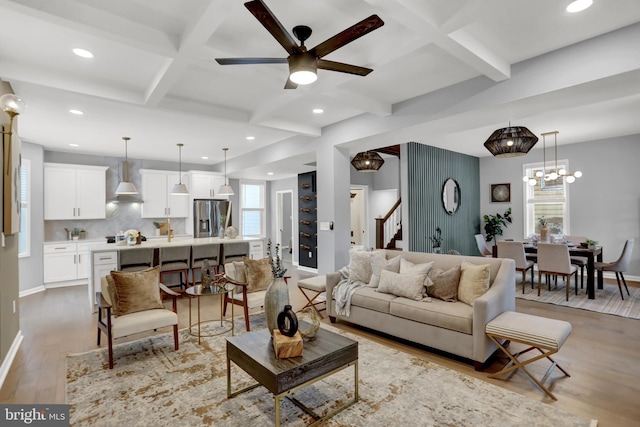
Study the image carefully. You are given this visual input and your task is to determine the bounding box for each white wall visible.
[19,142,44,292]
[480,134,640,276]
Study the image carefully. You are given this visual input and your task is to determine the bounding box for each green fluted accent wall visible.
[407,142,480,255]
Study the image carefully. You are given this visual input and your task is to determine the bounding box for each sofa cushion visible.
[349,251,381,284]
[390,298,473,334]
[368,255,401,288]
[426,266,461,302]
[350,287,396,314]
[458,260,490,306]
[377,270,425,301]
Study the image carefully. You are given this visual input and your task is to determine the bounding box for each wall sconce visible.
[1,94,27,174]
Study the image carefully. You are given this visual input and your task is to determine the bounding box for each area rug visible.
[515,277,640,319]
[67,315,596,427]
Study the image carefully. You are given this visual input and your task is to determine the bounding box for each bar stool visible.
[158,246,191,290]
[117,247,155,272]
[190,244,221,286]
[220,242,250,273]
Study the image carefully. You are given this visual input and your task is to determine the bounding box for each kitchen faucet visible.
[167,217,172,242]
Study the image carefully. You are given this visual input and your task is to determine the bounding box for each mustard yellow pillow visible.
[243,257,273,293]
[110,266,164,317]
[458,261,490,306]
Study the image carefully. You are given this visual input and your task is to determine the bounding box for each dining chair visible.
[190,243,221,286]
[474,234,492,257]
[595,239,634,300]
[497,241,535,294]
[536,243,578,301]
[564,235,588,289]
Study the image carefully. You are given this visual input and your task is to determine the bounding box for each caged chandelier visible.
[522,131,582,186]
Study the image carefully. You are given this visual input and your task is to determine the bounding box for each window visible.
[240,180,265,237]
[523,160,570,238]
[18,159,30,257]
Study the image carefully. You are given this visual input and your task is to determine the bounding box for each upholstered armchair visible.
[96,267,180,369]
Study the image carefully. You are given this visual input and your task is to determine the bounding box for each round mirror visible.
[442,178,460,215]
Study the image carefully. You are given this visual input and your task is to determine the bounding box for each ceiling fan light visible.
[289,53,318,85]
[290,70,317,85]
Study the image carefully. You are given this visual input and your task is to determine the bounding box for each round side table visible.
[186,278,235,344]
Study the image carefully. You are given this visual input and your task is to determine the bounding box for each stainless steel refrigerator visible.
[193,199,232,238]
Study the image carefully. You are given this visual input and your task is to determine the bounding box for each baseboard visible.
[531,267,639,283]
[45,280,87,289]
[0,330,23,391]
[19,285,45,298]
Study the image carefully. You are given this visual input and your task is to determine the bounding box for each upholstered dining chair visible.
[96,267,180,369]
[595,239,634,300]
[536,243,578,301]
[564,235,588,289]
[474,234,492,257]
[223,259,290,331]
[497,241,535,293]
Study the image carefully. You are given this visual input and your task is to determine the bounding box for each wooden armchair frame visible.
[96,283,180,369]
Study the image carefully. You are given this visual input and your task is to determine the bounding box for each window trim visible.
[522,159,571,238]
[19,158,31,258]
[239,179,266,238]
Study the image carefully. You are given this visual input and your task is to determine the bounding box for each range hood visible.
[108,194,144,204]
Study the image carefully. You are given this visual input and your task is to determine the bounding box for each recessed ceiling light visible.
[69,109,84,115]
[267,172,274,176]
[69,143,79,147]
[312,108,324,114]
[246,136,255,140]
[73,48,94,58]
[201,156,209,160]
[566,0,593,13]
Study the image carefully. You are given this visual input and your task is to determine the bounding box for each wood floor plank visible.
[1,269,638,426]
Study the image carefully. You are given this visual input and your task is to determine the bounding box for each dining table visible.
[493,243,603,299]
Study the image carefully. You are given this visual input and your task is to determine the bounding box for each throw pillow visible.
[458,260,490,306]
[110,266,164,317]
[243,257,273,293]
[348,251,380,284]
[232,261,247,283]
[377,270,425,301]
[104,273,117,308]
[368,255,401,288]
[399,258,434,277]
[426,266,461,302]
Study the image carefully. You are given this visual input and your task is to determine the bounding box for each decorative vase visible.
[277,305,298,337]
[540,226,550,243]
[225,226,239,239]
[297,307,321,339]
[264,277,290,337]
[433,247,442,254]
[155,229,161,236]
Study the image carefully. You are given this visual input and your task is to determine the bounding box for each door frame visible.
[275,190,294,255]
[350,185,369,250]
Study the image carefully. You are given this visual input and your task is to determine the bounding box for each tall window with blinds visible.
[240,180,265,237]
[523,160,570,238]
[19,159,30,257]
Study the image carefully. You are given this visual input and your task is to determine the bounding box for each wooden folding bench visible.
[486,311,572,400]
[296,275,327,318]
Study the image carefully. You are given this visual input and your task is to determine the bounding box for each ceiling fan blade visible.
[284,78,298,89]
[216,57,287,65]
[317,59,373,76]
[245,0,299,54]
[310,15,384,59]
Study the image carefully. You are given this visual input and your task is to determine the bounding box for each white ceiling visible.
[1,0,639,180]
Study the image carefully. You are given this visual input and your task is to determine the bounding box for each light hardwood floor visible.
[1,267,639,426]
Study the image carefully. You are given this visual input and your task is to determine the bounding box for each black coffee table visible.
[226,327,358,426]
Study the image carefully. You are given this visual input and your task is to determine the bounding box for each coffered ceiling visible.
[1,0,639,180]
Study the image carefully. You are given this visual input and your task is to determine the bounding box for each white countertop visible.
[88,236,262,253]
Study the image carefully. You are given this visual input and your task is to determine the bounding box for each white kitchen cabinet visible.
[44,163,108,220]
[140,169,189,218]
[188,171,227,199]
[44,242,94,284]
[249,240,264,259]
[91,251,118,310]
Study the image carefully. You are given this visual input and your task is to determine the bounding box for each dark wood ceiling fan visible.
[215,0,384,89]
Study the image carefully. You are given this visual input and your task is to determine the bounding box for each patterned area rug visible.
[67,315,596,426]
[515,277,640,319]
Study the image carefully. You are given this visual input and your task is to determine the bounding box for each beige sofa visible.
[326,250,516,367]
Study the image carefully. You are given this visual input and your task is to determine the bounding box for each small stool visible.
[486,311,571,400]
[297,275,327,318]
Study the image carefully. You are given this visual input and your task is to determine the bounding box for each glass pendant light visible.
[170,143,189,195]
[218,147,234,196]
[115,137,138,194]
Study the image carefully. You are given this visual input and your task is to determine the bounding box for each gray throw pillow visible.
[377,270,425,301]
[348,251,381,284]
[368,255,401,288]
[426,266,461,302]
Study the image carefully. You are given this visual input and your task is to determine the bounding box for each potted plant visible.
[538,216,550,242]
[585,238,598,250]
[483,207,512,245]
[429,227,443,253]
[71,228,81,240]
[153,221,162,236]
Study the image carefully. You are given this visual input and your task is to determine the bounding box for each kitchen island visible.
[88,236,264,310]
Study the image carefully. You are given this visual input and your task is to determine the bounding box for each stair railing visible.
[375,198,401,249]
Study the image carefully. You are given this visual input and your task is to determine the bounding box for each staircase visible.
[375,198,402,250]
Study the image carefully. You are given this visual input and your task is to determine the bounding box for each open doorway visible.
[350,186,368,250]
[276,190,294,263]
